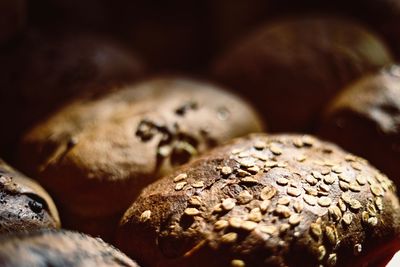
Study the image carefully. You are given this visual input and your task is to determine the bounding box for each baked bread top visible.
[117,133,400,267]
[19,77,263,218]
[0,159,60,234]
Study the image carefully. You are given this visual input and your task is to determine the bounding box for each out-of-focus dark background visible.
[8,0,400,71]
[1,0,400,166]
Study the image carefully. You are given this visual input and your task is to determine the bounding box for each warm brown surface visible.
[0,31,145,159]
[212,16,392,132]
[116,133,400,267]
[0,159,60,234]
[0,0,26,44]
[318,65,400,188]
[258,0,400,60]
[19,77,263,239]
[0,229,139,267]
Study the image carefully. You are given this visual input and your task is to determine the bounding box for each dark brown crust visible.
[19,77,263,238]
[0,159,60,234]
[318,65,400,188]
[116,134,400,267]
[212,16,392,132]
[258,0,400,59]
[0,229,139,267]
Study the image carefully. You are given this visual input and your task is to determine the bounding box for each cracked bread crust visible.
[0,229,139,267]
[0,159,60,234]
[19,77,263,238]
[116,134,400,267]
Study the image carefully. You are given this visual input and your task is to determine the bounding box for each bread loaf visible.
[318,65,400,187]
[19,77,263,240]
[116,134,400,267]
[0,159,60,234]
[212,17,392,132]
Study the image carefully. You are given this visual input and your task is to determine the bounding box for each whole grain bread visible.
[19,77,263,239]
[0,159,60,234]
[212,17,392,132]
[318,65,400,188]
[116,133,400,267]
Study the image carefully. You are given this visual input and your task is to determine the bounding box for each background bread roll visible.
[212,16,392,132]
[318,65,400,187]
[0,31,145,159]
[19,77,263,240]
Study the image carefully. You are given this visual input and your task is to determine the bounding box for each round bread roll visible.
[0,31,145,158]
[0,229,139,267]
[0,159,60,234]
[212,17,392,132]
[260,0,400,59]
[0,0,26,44]
[318,65,400,187]
[116,134,400,267]
[19,77,263,239]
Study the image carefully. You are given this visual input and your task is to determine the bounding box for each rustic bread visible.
[260,0,400,59]
[212,16,392,132]
[318,65,400,187]
[0,159,60,234]
[0,229,139,267]
[116,133,400,267]
[0,31,145,158]
[19,77,263,239]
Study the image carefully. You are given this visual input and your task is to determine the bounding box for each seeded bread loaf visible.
[116,134,400,267]
[212,17,392,132]
[0,159,60,234]
[318,65,400,187]
[19,77,263,240]
[0,229,139,267]
[0,31,145,158]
